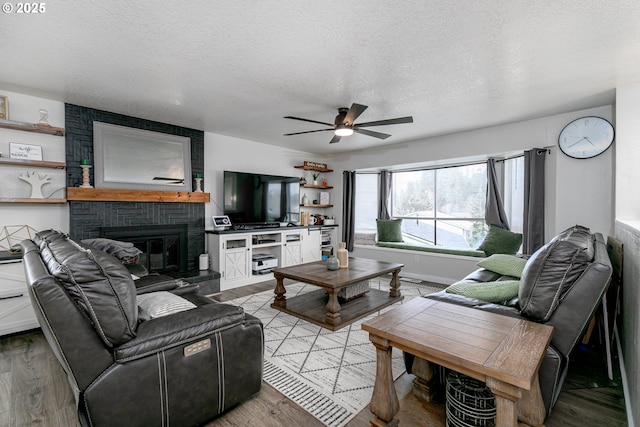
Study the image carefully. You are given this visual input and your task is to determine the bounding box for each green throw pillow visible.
[476,254,528,278]
[478,225,522,256]
[376,219,403,242]
[446,280,520,303]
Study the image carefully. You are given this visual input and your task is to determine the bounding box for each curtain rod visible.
[355,146,554,172]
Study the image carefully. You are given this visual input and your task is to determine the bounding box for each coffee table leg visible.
[389,268,401,298]
[369,335,399,427]
[273,273,286,307]
[325,289,341,326]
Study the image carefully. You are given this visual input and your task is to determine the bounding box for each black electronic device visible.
[223,171,300,226]
[212,215,232,231]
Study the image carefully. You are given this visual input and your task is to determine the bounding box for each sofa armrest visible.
[114,301,257,362]
[134,274,182,294]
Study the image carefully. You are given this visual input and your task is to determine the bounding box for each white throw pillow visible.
[136,291,196,321]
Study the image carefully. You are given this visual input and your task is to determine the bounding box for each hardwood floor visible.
[0,280,627,427]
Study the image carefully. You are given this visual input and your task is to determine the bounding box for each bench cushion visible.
[376,241,486,257]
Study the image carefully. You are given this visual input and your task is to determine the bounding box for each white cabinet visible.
[301,229,321,263]
[210,235,251,285]
[207,226,337,290]
[282,232,303,267]
[0,261,39,336]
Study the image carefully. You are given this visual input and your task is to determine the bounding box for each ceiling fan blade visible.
[284,116,334,127]
[354,128,391,139]
[355,116,414,127]
[284,129,333,136]
[329,134,342,144]
[344,103,368,125]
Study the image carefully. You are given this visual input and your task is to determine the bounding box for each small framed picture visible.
[10,142,43,161]
[0,95,8,120]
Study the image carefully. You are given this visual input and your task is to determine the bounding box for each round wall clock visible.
[558,116,614,159]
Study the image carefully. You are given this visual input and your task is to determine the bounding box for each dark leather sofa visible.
[404,225,612,415]
[21,230,264,427]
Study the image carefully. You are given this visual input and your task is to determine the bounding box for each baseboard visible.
[615,326,635,427]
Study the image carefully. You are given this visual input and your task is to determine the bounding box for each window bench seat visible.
[375,241,487,258]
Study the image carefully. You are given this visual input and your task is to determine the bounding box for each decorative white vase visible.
[337,242,348,269]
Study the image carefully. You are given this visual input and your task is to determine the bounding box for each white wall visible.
[203,132,332,228]
[328,105,614,282]
[0,89,69,235]
[615,81,640,427]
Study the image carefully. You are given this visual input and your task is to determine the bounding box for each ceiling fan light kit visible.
[284,103,413,144]
[334,125,353,137]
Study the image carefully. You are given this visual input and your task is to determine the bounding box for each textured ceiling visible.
[2,1,640,154]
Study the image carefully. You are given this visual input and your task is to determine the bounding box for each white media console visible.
[206,225,338,290]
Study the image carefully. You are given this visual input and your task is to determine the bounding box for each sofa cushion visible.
[446,280,520,303]
[519,225,595,322]
[476,254,528,278]
[35,230,138,347]
[477,225,522,256]
[376,219,403,242]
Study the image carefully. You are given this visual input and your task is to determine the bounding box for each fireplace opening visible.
[100,224,188,274]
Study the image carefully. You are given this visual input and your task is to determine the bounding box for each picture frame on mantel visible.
[93,122,192,192]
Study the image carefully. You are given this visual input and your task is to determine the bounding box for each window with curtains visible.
[354,160,525,248]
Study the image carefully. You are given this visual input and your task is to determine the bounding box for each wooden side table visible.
[362,298,553,427]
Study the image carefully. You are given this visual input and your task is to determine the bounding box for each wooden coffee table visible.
[362,297,553,427]
[271,257,404,331]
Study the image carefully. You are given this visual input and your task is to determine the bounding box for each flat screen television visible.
[223,170,300,226]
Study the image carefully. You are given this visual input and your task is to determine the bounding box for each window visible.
[354,173,378,233]
[353,158,525,249]
[504,156,524,234]
[391,164,487,248]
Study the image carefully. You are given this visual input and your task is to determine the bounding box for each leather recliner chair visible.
[404,225,613,415]
[21,230,264,427]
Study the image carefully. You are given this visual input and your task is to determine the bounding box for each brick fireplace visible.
[65,104,206,272]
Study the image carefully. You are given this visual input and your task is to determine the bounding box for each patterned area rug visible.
[228,278,444,426]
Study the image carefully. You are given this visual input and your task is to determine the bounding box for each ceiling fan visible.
[283,103,413,144]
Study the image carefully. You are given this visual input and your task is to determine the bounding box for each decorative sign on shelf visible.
[9,142,43,161]
[304,161,327,169]
[0,95,8,120]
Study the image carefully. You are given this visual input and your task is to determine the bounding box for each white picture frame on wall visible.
[9,142,43,161]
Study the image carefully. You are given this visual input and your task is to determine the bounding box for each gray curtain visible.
[378,170,391,219]
[523,148,547,254]
[485,158,510,230]
[342,170,356,251]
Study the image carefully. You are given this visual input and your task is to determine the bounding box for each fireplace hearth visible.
[101,224,188,274]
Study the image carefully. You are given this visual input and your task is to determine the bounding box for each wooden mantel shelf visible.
[66,187,210,203]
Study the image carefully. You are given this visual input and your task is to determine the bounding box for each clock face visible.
[558,116,614,159]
